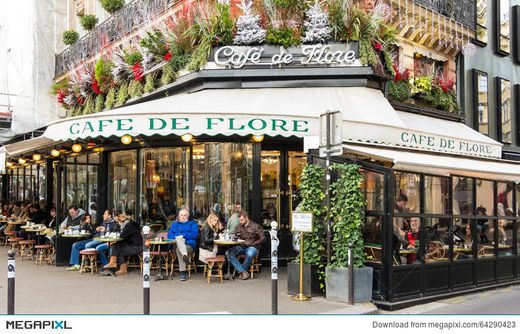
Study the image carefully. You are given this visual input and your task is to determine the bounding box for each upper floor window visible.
[473,70,489,136]
[496,77,512,144]
[496,0,511,55]
[476,0,488,45]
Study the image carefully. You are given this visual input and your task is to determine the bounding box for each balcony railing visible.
[55,0,177,78]
[416,0,475,28]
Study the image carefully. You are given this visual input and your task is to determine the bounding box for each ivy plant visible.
[329,163,365,269]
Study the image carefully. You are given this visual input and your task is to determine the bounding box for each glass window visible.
[193,143,252,223]
[517,184,520,216]
[76,154,87,164]
[394,172,420,214]
[424,176,449,214]
[109,150,137,217]
[141,147,189,225]
[424,218,449,263]
[393,217,421,266]
[497,0,510,54]
[474,70,489,135]
[497,182,514,216]
[88,152,100,164]
[498,219,514,256]
[453,219,474,260]
[362,170,384,212]
[37,163,46,202]
[476,179,493,216]
[453,177,474,215]
[476,0,488,44]
[76,165,87,210]
[364,216,383,263]
[517,221,520,254]
[88,165,98,221]
[497,78,512,143]
[288,151,307,227]
[261,150,280,228]
[477,218,494,258]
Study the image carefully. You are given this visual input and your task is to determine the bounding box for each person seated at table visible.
[226,210,265,280]
[167,208,199,281]
[60,205,85,230]
[29,204,46,225]
[82,209,117,273]
[262,202,277,225]
[10,202,23,219]
[65,214,97,271]
[103,212,142,276]
[226,202,242,236]
[19,202,33,221]
[476,206,489,244]
[402,217,420,264]
[199,213,223,263]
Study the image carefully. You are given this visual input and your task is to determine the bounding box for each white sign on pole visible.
[291,212,313,233]
[319,110,343,158]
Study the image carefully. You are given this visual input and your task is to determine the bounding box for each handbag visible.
[198,245,217,263]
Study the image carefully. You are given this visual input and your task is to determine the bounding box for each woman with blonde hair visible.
[198,213,223,263]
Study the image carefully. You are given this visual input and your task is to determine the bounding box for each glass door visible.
[261,150,281,229]
[288,151,307,228]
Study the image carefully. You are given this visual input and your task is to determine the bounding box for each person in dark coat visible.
[103,212,143,276]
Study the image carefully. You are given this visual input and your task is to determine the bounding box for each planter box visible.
[325,266,373,303]
[287,262,323,297]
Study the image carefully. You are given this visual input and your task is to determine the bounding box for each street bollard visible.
[7,250,16,315]
[270,221,279,315]
[348,243,354,305]
[142,226,151,315]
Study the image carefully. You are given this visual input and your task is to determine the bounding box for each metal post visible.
[7,250,16,315]
[348,243,354,305]
[292,232,310,301]
[270,221,279,315]
[325,112,331,265]
[142,226,151,315]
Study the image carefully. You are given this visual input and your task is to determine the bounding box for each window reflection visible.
[193,143,252,223]
[141,147,189,225]
[498,78,511,143]
[261,150,280,227]
[453,219,473,260]
[424,218,449,263]
[424,176,449,214]
[497,182,514,216]
[362,170,384,212]
[476,0,487,44]
[393,217,421,265]
[476,179,493,216]
[453,177,474,215]
[474,71,489,135]
[394,172,420,213]
[363,216,383,263]
[109,150,136,217]
[498,0,510,54]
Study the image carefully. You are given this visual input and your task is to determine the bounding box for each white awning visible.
[344,144,520,182]
[3,136,58,157]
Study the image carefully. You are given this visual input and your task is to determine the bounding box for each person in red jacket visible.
[404,217,420,264]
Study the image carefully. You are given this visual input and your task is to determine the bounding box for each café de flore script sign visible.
[212,43,360,69]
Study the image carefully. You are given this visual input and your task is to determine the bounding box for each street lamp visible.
[51,149,60,157]
[121,135,133,145]
[181,133,193,142]
[252,135,264,142]
[72,143,82,153]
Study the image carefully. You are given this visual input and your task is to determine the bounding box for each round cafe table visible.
[148,239,176,281]
[214,239,242,280]
[93,236,123,243]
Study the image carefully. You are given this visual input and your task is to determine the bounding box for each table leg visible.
[155,245,166,281]
[223,249,233,280]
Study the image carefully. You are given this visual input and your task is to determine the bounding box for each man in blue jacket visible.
[167,208,198,281]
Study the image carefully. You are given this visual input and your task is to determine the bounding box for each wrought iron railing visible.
[55,0,177,78]
[416,0,475,29]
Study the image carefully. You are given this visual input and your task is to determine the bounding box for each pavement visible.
[0,251,377,314]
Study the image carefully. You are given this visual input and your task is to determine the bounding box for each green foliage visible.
[388,80,412,102]
[349,7,376,41]
[140,29,169,57]
[124,50,143,66]
[170,45,191,72]
[425,86,462,113]
[128,80,143,99]
[328,0,350,42]
[160,62,176,86]
[71,105,82,117]
[262,0,307,28]
[359,39,377,66]
[329,163,365,269]
[50,79,69,95]
[296,164,326,266]
[94,58,113,92]
[80,15,98,31]
[82,98,94,115]
[413,76,433,94]
[266,27,300,48]
[144,73,156,93]
[213,2,235,46]
[186,40,211,71]
[105,87,116,110]
[115,81,128,107]
[94,94,104,113]
[100,0,124,14]
[381,49,395,76]
[62,30,79,45]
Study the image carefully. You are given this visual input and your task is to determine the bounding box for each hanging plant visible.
[100,0,124,15]
[115,81,129,107]
[94,58,114,92]
[105,87,116,110]
[143,73,156,93]
[329,163,365,269]
[80,15,98,31]
[160,62,176,86]
[387,65,412,102]
[62,30,79,45]
[94,94,105,113]
[128,80,143,99]
[82,98,95,115]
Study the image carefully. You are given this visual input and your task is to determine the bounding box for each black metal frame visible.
[474,0,488,46]
[496,76,512,144]
[472,69,489,135]
[495,0,511,56]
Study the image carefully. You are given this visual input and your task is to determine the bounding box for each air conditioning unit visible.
[75,0,85,16]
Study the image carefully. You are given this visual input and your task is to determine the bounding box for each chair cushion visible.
[35,245,52,249]
[80,249,98,255]
[150,251,170,256]
[8,238,23,242]
[206,255,226,262]
[18,240,36,245]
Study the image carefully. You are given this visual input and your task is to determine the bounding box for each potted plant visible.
[287,163,326,297]
[100,0,124,15]
[80,14,98,31]
[325,163,373,303]
[62,30,79,45]
[387,65,412,103]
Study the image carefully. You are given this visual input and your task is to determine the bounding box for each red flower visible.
[373,41,383,51]
[76,95,85,105]
[92,80,102,95]
[436,74,455,93]
[56,90,66,104]
[393,65,410,82]
[131,63,144,81]
[163,53,172,61]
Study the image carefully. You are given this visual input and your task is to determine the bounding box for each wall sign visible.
[213,43,359,69]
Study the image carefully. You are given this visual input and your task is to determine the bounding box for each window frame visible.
[496,77,512,144]
[495,0,511,56]
[472,69,489,136]
[475,0,488,46]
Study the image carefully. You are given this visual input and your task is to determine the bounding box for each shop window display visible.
[109,150,137,217]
